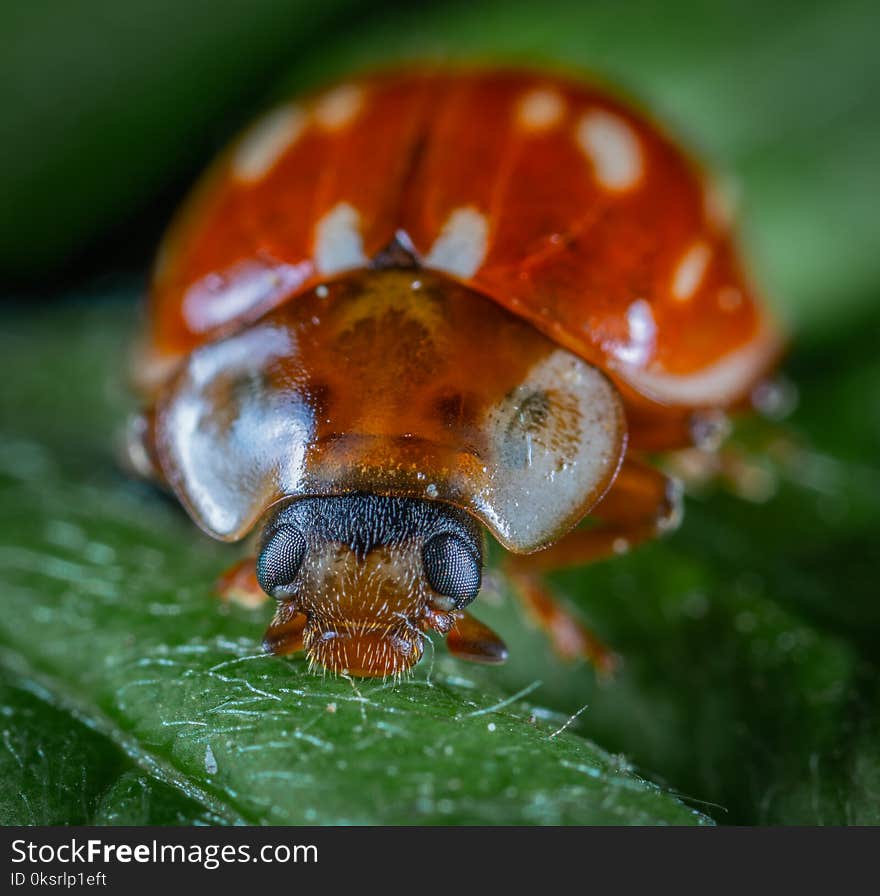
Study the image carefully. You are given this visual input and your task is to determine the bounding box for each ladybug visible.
[129,68,780,677]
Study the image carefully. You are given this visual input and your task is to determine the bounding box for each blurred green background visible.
[1,0,878,825]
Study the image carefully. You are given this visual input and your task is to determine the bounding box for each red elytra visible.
[131,68,781,677]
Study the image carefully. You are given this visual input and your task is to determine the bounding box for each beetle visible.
[129,68,780,677]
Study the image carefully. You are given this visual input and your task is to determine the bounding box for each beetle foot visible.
[510,569,619,678]
[215,557,269,608]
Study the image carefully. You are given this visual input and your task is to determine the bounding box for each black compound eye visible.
[257,527,307,597]
[423,533,481,607]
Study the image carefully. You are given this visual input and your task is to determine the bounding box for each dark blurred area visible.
[0,0,357,291]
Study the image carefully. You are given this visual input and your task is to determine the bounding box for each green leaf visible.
[0,301,708,825]
[0,675,218,826]
[2,0,879,826]
[0,0,358,280]
[0,677,124,826]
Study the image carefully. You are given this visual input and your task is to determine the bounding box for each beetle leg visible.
[588,455,683,538]
[263,606,308,656]
[514,457,682,573]
[505,567,618,675]
[504,459,681,675]
[215,557,269,608]
[665,440,783,505]
[120,410,163,482]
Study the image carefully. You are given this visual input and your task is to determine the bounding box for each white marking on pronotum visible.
[425,206,489,278]
[576,109,643,191]
[516,88,565,131]
[482,349,624,553]
[314,84,364,130]
[163,324,300,538]
[232,105,306,182]
[314,202,368,274]
[671,241,713,302]
[616,299,656,366]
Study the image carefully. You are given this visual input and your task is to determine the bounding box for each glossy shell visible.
[151,270,624,552]
[142,69,778,402]
[138,67,780,550]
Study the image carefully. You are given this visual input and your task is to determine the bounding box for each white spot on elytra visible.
[516,88,565,131]
[314,84,364,130]
[425,206,489,278]
[576,109,643,191]
[672,241,712,302]
[613,316,780,407]
[183,262,311,333]
[617,299,656,366]
[182,260,311,333]
[232,105,306,182]
[314,202,368,275]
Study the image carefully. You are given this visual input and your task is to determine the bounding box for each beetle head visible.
[256,494,498,677]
